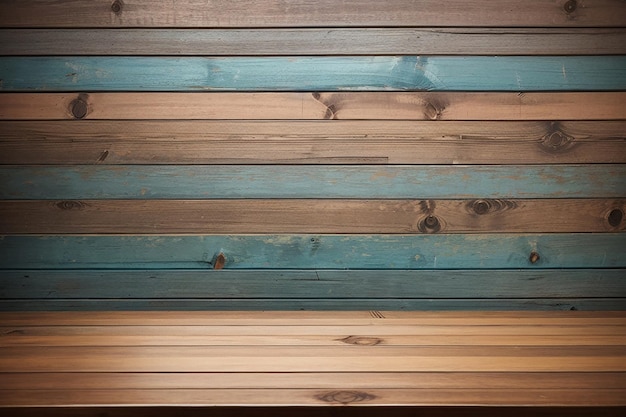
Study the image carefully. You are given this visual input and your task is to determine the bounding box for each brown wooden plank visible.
[2,120,625,165]
[1,345,624,372]
[1,388,625,407]
[2,28,625,55]
[0,323,626,338]
[1,199,623,234]
[1,1,623,27]
[4,372,625,390]
[2,332,624,347]
[2,92,624,121]
[2,311,624,326]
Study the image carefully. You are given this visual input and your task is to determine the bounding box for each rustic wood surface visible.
[2,56,625,91]
[1,234,624,270]
[1,199,623,234]
[2,28,625,55]
[0,311,624,406]
[1,0,623,27]
[2,165,624,199]
[3,93,626,120]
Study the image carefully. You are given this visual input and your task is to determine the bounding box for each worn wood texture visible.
[2,57,625,91]
[2,270,624,300]
[0,0,623,27]
[2,28,626,56]
[3,93,626,120]
[2,120,625,165]
[2,165,624,199]
[1,199,623,234]
[0,311,624,406]
[0,234,624,270]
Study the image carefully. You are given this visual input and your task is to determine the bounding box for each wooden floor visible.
[1,311,625,409]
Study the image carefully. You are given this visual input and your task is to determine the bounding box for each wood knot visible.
[529,251,540,264]
[468,199,517,215]
[417,215,442,233]
[339,336,383,346]
[563,0,577,13]
[55,201,88,210]
[212,253,226,270]
[317,391,376,405]
[70,98,88,119]
[424,102,443,120]
[607,208,624,229]
[111,0,123,14]
[539,130,574,153]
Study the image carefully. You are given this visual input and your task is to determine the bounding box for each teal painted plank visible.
[0,234,624,270]
[1,56,625,91]
[2,165,624,199]
[2,270,624,299]
[2,299,623,311]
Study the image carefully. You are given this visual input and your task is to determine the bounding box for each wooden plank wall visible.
[0,0,625,311]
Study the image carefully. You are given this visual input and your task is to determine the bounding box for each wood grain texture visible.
[1,56,625,91]
[4,372,625,390]
[2,388,625,407]
[2,345,624,372]
[2,270,624,299]
[2,28,625,55]
[0,234,624,269]
[0,0,623,27]
[2,165,624,199]
[3,92,626,120]
[1,199,623,234]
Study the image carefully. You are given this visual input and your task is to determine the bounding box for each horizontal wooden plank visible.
[3,311,623,326]
[2,28,626,56]
[4,372,625,390]
[1,57,625,91]
[0,234,624,269]
[2,120,624,165]
[3,332,625,347]
[3,270,624,299]
[2,165,624,200]
[1,345,624,372]
[1,199,623,234]
[2,298,625,312]
[3,93,626,121]
[1,1,623,28]
[2,388,626,407]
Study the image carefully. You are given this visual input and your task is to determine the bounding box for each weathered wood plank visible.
[1,57,625,91]
[2,165,624,199]
[4,372,625,390]
[2,345,624,372]
[0,234,624,269]
[3,93,626,120]
[2,270,624,299]
[3,330,625,347]
[2,299,625,311]
[3,311,623,325]
[1,199,623,234]
[1,122,625,165]
[2,28,626,56]
[3,388,626,407]
[0,1,623,27]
